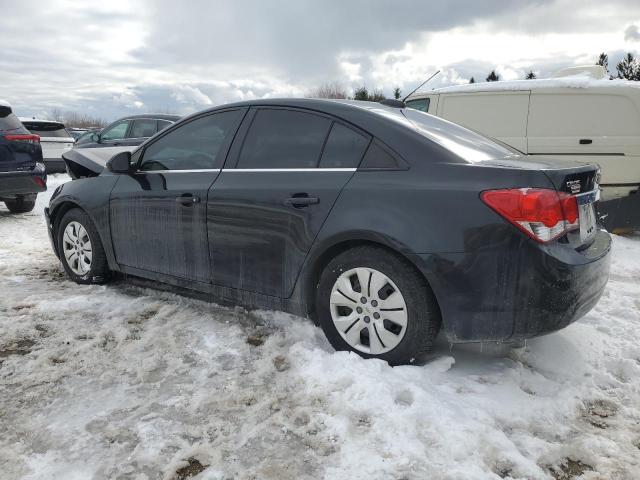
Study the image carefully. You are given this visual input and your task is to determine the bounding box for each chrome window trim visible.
[136,169,221,173]
[223,168,357,172]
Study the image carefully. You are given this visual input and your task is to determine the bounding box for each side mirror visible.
[106,151,132,173]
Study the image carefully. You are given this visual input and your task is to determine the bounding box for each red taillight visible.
[481,188,579,243]
[4,134,40,144]
[34,176,46,188]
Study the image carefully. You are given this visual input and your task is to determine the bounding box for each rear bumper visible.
[410,229,611,342]
[42,157,67,174]
[0,163,47,198]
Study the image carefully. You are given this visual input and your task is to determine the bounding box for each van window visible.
[238,109,331,169]
[319,123,370,168]
[528,93,640,136]
[406,98,430,112]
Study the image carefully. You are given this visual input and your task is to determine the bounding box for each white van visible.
[405,67,640,228]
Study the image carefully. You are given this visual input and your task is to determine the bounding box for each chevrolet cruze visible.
[45,99,611,365]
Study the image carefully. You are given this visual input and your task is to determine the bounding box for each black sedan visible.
[0,102,46,213]
[74,113,181,149]
[45,99,611,365]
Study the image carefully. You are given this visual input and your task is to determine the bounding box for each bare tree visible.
[306,81,347,99]
[48,108,64,122]
[61,111,109,128]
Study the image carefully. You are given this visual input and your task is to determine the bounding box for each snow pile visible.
[1,175,639,479]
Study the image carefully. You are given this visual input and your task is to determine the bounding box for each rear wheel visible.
[4,194,36,213]
[315,246,440,365]
[56,208,110,284]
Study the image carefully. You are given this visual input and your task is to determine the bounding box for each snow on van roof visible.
[413,75,640,97]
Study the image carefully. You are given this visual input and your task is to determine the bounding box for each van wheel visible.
[315,246,441,366]
[57,208,110,284]
[4,195,36,213]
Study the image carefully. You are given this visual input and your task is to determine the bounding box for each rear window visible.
[400,108,517,162]
[0,110,23,132]
[23,122,70,138]
[319,123,370,168]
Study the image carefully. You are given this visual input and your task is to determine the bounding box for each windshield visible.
[400,108,518,162]
[22,122,71,138]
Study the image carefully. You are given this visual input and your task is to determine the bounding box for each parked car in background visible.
[68,127,100,141]
[20,118,74,173]
[0,101,46,213]
[405,66,640,230]
[47,99,610,365]
[74,114,180,149]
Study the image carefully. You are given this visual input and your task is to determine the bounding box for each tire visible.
[56,208,110,284]
[4,195,36,213]
[315,246,441,366]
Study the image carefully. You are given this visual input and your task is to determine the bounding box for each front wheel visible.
[4,194,36,213]
[315,246,441,366]
[56,208,110,284]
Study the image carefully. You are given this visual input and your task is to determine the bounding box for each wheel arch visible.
[299,232,442,323]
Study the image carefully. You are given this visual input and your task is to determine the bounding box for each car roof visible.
[0,99,11,108]
[408,76,640,98]
[114,113,182,122]
[19,117,65,126]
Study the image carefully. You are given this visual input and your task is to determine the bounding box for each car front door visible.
[207,107,371,298]
[109,108,246,282]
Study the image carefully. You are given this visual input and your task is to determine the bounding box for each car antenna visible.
[378,70,441,108]
[401,70,441,103]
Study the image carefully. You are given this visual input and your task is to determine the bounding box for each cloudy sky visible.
[2,0,640,121]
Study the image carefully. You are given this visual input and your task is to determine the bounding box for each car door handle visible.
[579,139,593,145]
[176,194,200,206]
[284,195,319,208]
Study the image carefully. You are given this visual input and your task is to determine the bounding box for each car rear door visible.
[109,108,245,282]
[207,107,371,298]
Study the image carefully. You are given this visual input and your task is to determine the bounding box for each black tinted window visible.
[23,123,70,138]
[140,110,242,171]
[129,119,157,138]
[0,111,23,131]
[237,109,331,169]
[406,98,430,112]
[319,123,370,168]
[359,141,402,169]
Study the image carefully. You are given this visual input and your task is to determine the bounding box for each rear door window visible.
[140,110,243,171]
[157,119,173,132]
[237,109,331,169]
[128,119,157,138]
[102,120,130,141]
[319,123,370,168]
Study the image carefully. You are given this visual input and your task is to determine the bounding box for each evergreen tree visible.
[354,86,369,101]
[469,77,475,83]
[525,70,536,80]
[486,70,500,82]
[393,87,401,99]
[596,52,608,70]
[616,53,640,81]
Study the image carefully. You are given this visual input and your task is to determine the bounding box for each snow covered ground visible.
[1,174,639,480]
